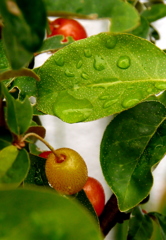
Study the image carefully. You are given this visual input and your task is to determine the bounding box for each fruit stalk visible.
[99,194,130,236]
[21,132,58,157]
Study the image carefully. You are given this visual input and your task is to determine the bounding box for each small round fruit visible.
[39,151,52,159]
[83,177,105,216]
[45,148,88,195]
[47,18,87,42]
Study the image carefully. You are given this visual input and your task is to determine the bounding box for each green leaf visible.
[2,82,33,135]
[0,40,11,73]
[36,33,166,123]
[141,4,166,23]
[127,207,153,240]
[24,153,49,187]
[0,0,46,69]
[44,0,139,32]
[0,188,103,240]
[0,127,13,150]
[76,190,98,222]
[0,146,30,188]
[149,212,166,240]
[100,101,166,211]
[128,16,150,39]
[37,35,74,54]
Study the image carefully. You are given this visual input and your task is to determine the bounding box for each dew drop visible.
[84,49,92,58]
[103,99,117,108]
[122,98,140,108]
[53,91,93,123]
[65,69,75,77]
[55,56,64,66]
[81,72,89,80]
[76,60,83,69]
[93,56,106,71]
[99,95,110,100]
[117,56,131,69]
[147,88,153,93]
[155,82,166,90]
[105,35,117,49]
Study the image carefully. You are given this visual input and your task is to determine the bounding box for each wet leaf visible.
[37,35,74,54]
[44,0,139,32]
[0,0,46,69]
[100,101,166,211]
[0,146,29,188]
[0,40,11,73]
[127,207,153,240]
[2,82,33,135]
[36,33,166,123]
[0,188,103,240]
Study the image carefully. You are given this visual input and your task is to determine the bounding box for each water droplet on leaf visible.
[122,98,140,108]
[55,56,64,66]
[99,95,110,100]
[155,82,166,90]
[53,91,93,123]
[117,56,130,69]
[65,69,75,77]
[84,49,92,58]
[81,72,89,80]
[105,35,117,49]
[94,56,106,71]
[76,60,83,69]
[103,99,117,108]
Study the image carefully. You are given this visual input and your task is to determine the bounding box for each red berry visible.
[47,18,87,42]
[39,151,52,159]
[83,177,105,216]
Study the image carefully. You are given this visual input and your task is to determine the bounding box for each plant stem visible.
[99,194,130,236]
[22,132,58,157]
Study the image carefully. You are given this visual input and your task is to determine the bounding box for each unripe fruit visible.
[83,177,105,216]
[45,148,88,195]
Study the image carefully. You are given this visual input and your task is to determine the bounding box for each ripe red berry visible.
[83,177,105,216]
[47,18,87,42]
[39,151,52,159]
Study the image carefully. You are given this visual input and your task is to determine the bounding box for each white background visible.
[35,13,166,240]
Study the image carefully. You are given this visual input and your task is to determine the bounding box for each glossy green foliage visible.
[2,82,33,135]
[0,0,46,69]
[127,207,153,240]
[44,0,139,32]
[141,3,166,23]
[100,101,166,211]
[37,35,74,54]
[0,146,30,188]
[36,33,166,123]
[129,16,149,39]
[0,188,103,240]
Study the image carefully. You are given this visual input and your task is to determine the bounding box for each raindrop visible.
[76,60,83,69]
[99,95,110,100]
[155,82,166,90]
[84,49,92,58]
[105,35,117,49]
[93,56,106,71]
[53,91,93,123]
[122,98,140,108]
[103,99,117,108]
[55,56,64,66]
[65,69,75,77]
[147,88,153,93]
[117,56,131,69]
[81,72,89,80]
